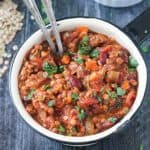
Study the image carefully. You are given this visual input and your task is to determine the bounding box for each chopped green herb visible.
[71,93,79,101]
[58,125,65,133]
[117,87,126,96]
[68,51,76,55]
[48,100,55,107]
[106,90,117,99]
[67,132,72,136]
[74,106,80,111]
[26,89,35,100]
[90,49,99,58]
[63,52,70,55]
[93,93,102,103]
[57,65,64,73]
[129,67,136,73]
[78,36,92,55]
[72,127,77,132]
[139,144,143,150]
[81,35,89,43]
[74,58,84,64]
[141,46,150,53]
[107,117,117,123]
[78,109,86,121]
[125,108,129,114]
[44,84,51,90]
[129,56,138,68]
[43,62,64,75]
[43,62,58,75]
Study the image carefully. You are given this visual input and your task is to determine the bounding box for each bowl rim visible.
[9,17,147,144]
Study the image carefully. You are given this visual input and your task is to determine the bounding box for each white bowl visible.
[9,18,147,145]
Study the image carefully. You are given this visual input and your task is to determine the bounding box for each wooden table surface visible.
[0,0,150,150]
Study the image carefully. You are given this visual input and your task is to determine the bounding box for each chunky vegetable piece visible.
[61,55,70,64]
[18,27,138,136]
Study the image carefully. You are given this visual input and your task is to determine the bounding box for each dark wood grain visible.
[0,0,150,150]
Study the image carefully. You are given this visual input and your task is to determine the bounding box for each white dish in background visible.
[94,0,143,7]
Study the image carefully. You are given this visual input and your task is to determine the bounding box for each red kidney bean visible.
[102,121,113,129]
[100,51,108,65]
[125,91,136,108]
[69,75,82,90]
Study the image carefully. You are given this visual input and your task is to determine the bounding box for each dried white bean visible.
[12,45,18,51]
[30,15,35,20]
[6,53,12,58]
[0,57,4,65]
[0,0,23,78]
[4,60,9,65]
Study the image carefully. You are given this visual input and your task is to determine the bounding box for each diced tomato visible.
[102,45,112,52]
[31,57,42,68]
[75,26,89,38]
[90,82,102,91]
[89,72,99,82]
[85,59,99,71]
[55,99,65,108]
[32,100,40,109]
[99,45,112,65]
[61,55,70,64]
[79,97,98,108]
[121,80,130,90]
[76,26,88,33]
[34,44,42,51]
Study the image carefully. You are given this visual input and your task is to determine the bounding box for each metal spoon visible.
[23,0,56,54]
[41,0,64,56]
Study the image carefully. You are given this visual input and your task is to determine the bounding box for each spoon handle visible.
[23,0,56,53]
[42,0,64,56]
